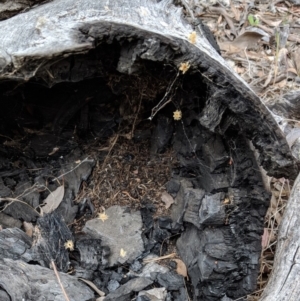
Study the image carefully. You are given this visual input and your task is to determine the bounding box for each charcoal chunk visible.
[156,271,184,291]
[151,115,173,154]
[104,277,153,301]
[199,192,226,225]
[76,237,109,270]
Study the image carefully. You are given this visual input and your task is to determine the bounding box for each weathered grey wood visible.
[0,0,297,179]
[0,0,46,21]
[259,172,300,301]
[0,258,94,301]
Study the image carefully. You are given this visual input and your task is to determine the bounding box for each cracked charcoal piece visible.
[104,277,153,301]
[152,226,171,243]
[141,202,156,233]
[158,216,173,230]
[108,280,120,292]
[156,271,185,291]
[137,287,167,301]
[165,179,180,195]
[150,114,174,154]
[199,192,226,225]
[175,130,271,300]
[32,212,73,272]
[55,155,95,224]
[171,180,205,229]
[76,237,110,270]
[78,197,95,217]
[130,260,143,272]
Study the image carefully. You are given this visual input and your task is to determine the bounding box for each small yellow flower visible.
[223,198,230,205]
[188,31,197,44]
[179,62,190,74]
[98,212,109,222]
[173,110,182,121]
[64,240,74,251]
[120,248,127,258]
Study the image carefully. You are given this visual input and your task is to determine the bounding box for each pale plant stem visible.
[51,260,71,301]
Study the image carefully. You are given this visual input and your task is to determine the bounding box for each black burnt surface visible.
[0,40,272,301]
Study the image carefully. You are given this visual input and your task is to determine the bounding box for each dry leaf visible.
[261,228,269,248]
[230,2,240,21]
[40,185,64,215]
[120,248,127,258]
[161,192,174,209]
[287,68,298,76]
[219,42,240,54]
[23,221,34,237]
[173,259,188,279]
[257,15,282,27]
[98,212,109,222]
[188,31,197,44]
[231,31,265,49]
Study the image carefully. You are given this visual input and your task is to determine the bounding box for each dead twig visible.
[143,252,176,263]
[51,260,71,301]
[0,197,40,216]
[56,157,93,181]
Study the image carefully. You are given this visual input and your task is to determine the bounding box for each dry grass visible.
[73,131,179,232]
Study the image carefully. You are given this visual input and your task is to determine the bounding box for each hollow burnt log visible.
[0,0,298,301]
[0,0,296,178]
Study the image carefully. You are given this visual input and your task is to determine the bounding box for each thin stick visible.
[0,197,41,216]
[56,157,92,180]
[143,252,176,263]
[130,94,143,139]
[101,135,119,169]
[149,72,179,120]
[183,278,191,301]
[51,260,71,301]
